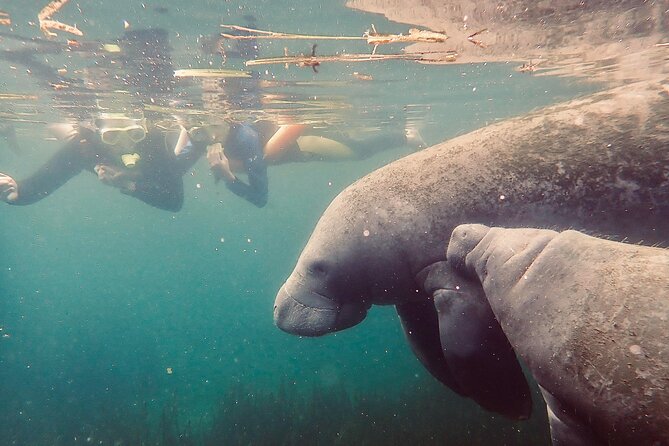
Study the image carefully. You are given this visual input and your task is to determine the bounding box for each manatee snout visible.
[274,275,369,336]
[446,224,491,274]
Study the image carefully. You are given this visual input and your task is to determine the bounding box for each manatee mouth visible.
[273,276,368,337]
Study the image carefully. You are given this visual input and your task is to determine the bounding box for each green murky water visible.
[0,1,599,444]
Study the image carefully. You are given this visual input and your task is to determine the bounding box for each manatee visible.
[274,79,669,421]
[446,224,669,445]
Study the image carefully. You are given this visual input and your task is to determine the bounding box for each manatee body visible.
[446,224,669,445]
[274,80,669,424]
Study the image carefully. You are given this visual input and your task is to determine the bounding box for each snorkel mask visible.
[96,114,147,146]
[187,122,231,144]
[95,113,147,166]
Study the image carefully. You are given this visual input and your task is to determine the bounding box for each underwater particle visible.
[123,20,130,29]
[363,229,370,237]
[220,237,225,243]
[500,194,506,200]
[247,238,252,243]
[629,345,643,355]
[196,183,202,189]
[166,367,173,374]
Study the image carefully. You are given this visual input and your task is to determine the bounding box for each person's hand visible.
[207,143,236,183]
[0,172,18,202]
[94,164,133,190]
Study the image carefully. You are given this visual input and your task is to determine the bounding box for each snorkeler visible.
[0,113,192,211]
[0,113,277,211]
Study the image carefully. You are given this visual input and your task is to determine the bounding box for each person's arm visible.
[4,136,87,205]
[212,124,268,208]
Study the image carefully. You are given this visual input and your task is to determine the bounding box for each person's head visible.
[95,113,147,152]
[174,113,231,145]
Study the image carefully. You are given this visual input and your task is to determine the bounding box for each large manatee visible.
[274,79,669,421]
[446,224,669,445]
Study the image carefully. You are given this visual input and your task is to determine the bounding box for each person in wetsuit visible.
[0,114,268,211]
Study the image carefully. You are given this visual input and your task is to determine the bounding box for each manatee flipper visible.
[541,389,602,446]
[395,299,466,396]
[425,261,532,420]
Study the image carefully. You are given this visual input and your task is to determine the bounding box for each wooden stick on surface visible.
[38,0,70,21]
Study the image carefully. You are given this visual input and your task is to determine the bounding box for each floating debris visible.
[0,93,39,100]
[246,51,456,69]
[38,0,69,21]
[221,23,449,55]
[38,0,83,38]
[466,28,489,48]
[40,19,83,37]
[0,11,11,26]
[352,72,374,81]
[173,68,252,78]
[365,24,448,54]
[516,59,545,73]
[220,24,363,41]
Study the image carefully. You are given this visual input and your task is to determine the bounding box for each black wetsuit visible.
[9,123,267,212]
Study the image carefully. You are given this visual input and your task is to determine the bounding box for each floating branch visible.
[173,68,252,78]
[220,24,364,41]
[0,11,11,26]
[38,0,83,38]
[38,0,69,21]
[366,24,448,54]
[246,51,457,68]
[0,93,39,100]
[221,23,448,55]
[466,28,488,48]
[40,19,82,37]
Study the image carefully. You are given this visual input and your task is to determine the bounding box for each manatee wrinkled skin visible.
[447,224,669,445]
[274,80,669,424]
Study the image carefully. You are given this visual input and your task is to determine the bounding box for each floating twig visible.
[221,23,448,55]
[366,24,448,54]
[221,24,363,41]
[0,11,11,26]
[38,0,69,21]
[38,0,82,38]
[40,19,82,37]
[246,51,456,68]
[516,59,545,73]
[467,28,488,48]
[173,68,252,78]
[0,93,39,100]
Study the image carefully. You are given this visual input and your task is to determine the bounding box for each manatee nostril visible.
[309,261,328,275]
